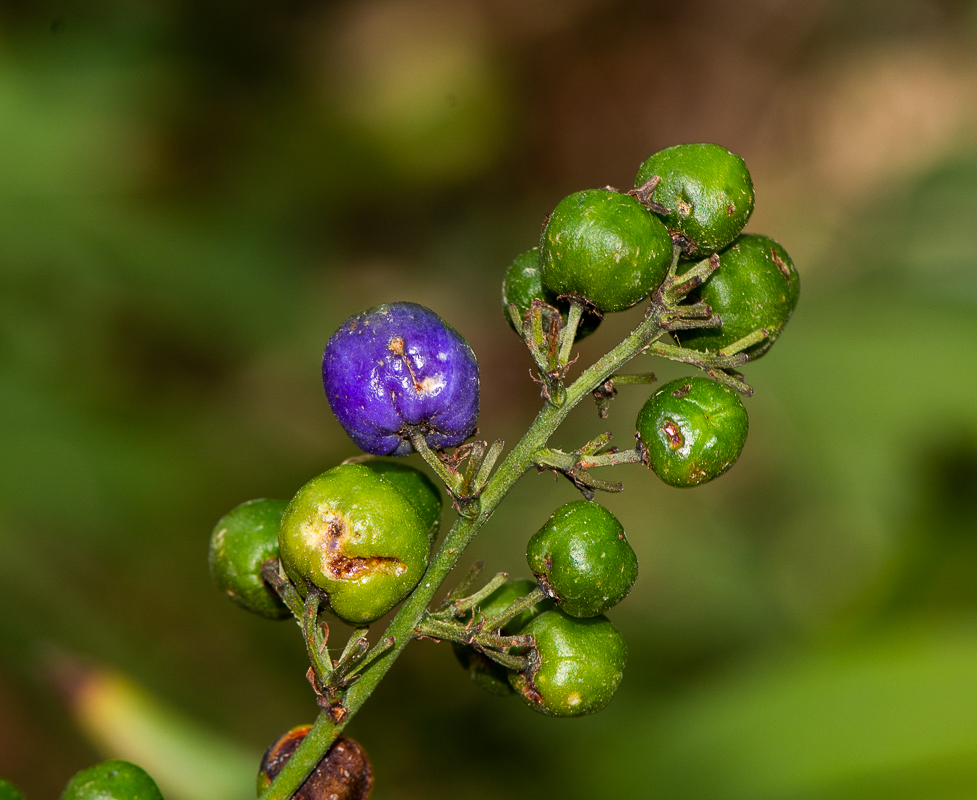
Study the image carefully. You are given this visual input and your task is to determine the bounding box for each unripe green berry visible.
[636,377,748,487]
[540,189,672,313]
[278,464,431,625]
[635,143,754,258]
[0,780,26,800]
[209,498,290,619]
[453,578,552,696]
[502,248,600,340]
[676,234,799,359]
[59,760,163,800]
[358,459,443,541]
[509,611,626,717]
[526,501,637,618]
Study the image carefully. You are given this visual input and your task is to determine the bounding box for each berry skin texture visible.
[509,611,627,717]
[676,234,799,359]
[358,459,442,543]
[637,377,749,488]
[59,760,163,800]
[453,577,553,696]
[540,189,673,313]
[278,464,431,625]
[322,302,479,456]
[501,247,600,340]
[635,142,755,258]
[209,498,290,619]
[526,501,638,618]
[257,725,372,800]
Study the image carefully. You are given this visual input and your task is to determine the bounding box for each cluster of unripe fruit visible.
[0,143,796,800]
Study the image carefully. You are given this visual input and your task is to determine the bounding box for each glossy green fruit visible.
[278,464,431,625]
[209,498,290,619]
[359,459,442,541]
[526,501,637,618]
[59,760,163,800]
[509,611,626,717]
[453,578,552,696]
[0,779,26,800]
[676,234,799,359]
[636,377,748,487]
[635,143,754,258]
[257,725,373,800]
[502,248,600,341]
[540,189,673,313]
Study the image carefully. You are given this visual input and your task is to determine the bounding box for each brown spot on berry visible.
[662,420,684,450]
[327,553,406,581]
[388,336,405,356]
[726,203,735,216]
[671,383,692,399]
[771,249,792,282]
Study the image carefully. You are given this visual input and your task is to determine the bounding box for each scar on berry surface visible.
[306,509,406,581]
[387,336,446,396]
[662,420,684,449]
[771,250,792,282]
[671,383,692,399]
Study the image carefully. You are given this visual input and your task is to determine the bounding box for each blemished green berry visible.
[453,578,553,696]
[0,779,26,800]
[636,377,748,488]
[676,234,799,359]
[278,464,431,625]
[209,498,290,620]
[502,248,600,341]
[540,189,673,313]
[635,143,755,258]
[59,760,163,800]
[526,501,638,618]
[257,725,373,800]
[358,459,443,541]
[509,611,626,717]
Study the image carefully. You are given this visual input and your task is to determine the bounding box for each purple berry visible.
[322,302,480,456]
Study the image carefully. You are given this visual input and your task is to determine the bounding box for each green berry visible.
[635,143,754,258]
[452,578,552,696]
[209,498,290,620]
[636,377,748,487]
[526,501,637,618]
[59,760,163,800]
[502,248,600,340]
[676,234,799,359]
[540,189,673,313]
[358,459,443,541]
[509,611,626,717]
[0,779,26,800]
[278,464,431,625]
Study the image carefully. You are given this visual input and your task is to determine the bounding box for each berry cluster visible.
[11,142,794,800]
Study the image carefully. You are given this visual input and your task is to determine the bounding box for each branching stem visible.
[259,287,724,800]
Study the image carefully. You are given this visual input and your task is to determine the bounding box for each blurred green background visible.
[3,0,977,798]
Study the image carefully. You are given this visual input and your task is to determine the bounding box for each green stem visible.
[557,301,584,367]
[259,302,673,800]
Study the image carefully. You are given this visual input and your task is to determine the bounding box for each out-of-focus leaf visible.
[56,659,258,800]
[579,620,977,800]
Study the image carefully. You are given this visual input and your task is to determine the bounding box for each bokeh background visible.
[3,0,977,797]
